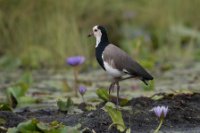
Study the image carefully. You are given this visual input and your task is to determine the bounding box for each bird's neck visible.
[95,34,109,48]
[95,36,101,48]
[95,35,109,70]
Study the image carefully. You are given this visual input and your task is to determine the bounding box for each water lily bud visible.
[152,106,168,119]
[79,85,87,95]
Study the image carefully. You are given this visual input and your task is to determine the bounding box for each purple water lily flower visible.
[79,85,87,95]
[66,56,85,66]
[152,106,168,118]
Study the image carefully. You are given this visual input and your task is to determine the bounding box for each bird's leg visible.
[116,81,120,108]
[108,81,115,101]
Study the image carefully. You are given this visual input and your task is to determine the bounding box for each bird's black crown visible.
[97,25,106,32]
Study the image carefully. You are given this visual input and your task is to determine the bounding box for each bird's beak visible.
[88,32,93,37]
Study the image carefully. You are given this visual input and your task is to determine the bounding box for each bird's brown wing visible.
[103,44,153,80]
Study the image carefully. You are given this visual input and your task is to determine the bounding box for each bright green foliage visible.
[8,72,32,98]
[103,102,130,132]
[6,72,34,108]
[57,97,74,112]
[119,98,129,106]
[96,88,109,101]
[96,88,129,106]
[7,119,80,133]
[0,103,12,111]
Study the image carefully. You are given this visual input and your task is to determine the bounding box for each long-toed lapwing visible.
[88,25,153,106]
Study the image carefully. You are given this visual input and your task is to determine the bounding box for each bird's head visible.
[88,25,109,46]
[88,25,102,38]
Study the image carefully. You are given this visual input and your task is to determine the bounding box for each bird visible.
[88,25,153,106]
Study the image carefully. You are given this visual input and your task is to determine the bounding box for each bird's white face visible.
[92,25,102,47]
[92,25,102,38]
[88,25,104,47]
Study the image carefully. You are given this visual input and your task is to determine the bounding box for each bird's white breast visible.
[103,61,124,77]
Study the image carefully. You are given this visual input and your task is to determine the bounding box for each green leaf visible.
[126,128,131,133]
[17,119,39,132]
[151,95,164,100]
[18,96,37,105]
[85,104,96,111]
[36,122,51,132]
[7,127,18,133]
[6,91,18,108]
[96,88,109,101]
[119,97,129,106]
[7,119,80,133]
[103,102,126,132]
[7,85,28,99]
[96,88,129,106]
[6,72,32,108]
[57,97,74,112]
[0,103,12,111]
[59,126,80,133]
[6,85,27,108]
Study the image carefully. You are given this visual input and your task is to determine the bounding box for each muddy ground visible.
[0,93,200,133]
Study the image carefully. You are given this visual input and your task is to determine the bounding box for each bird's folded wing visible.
[103,44,153,80]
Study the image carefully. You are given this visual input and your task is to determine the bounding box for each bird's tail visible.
[142,72,153,86]
[142,79,149,85]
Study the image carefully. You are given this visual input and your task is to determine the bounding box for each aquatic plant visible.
[152,106,168,133]
[79,85,86,95]
[66,56,85,96]
[79,85,87,102]
[7,118,80,133]
[67,56,85,66]
[57,97,74,112]
[103,102,130,133]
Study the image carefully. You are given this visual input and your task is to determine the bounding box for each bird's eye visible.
[94,29,98,32]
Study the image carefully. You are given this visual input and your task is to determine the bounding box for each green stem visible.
[108,122,126,132]
[81,95,85,103]
[154,118,164,133]
[73,67,79,97]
